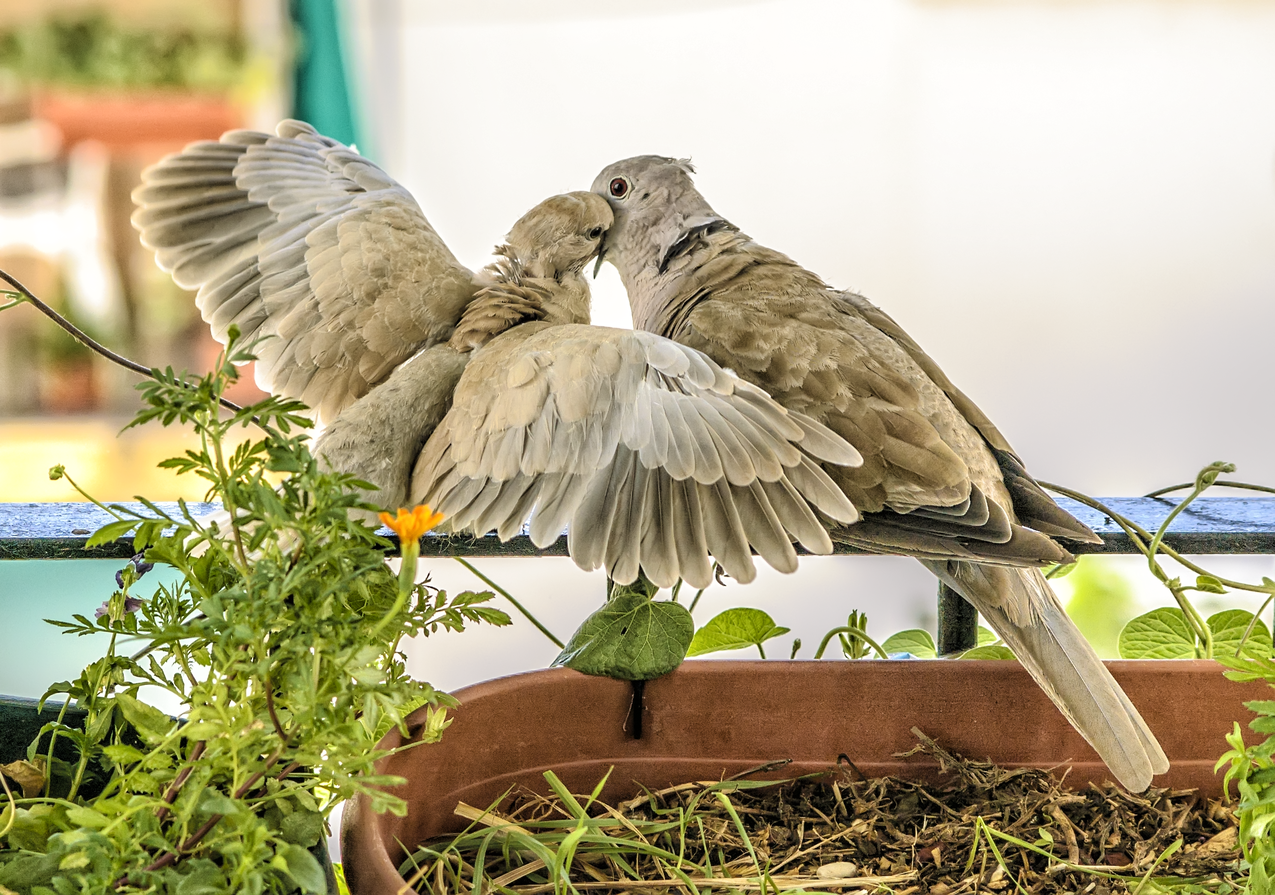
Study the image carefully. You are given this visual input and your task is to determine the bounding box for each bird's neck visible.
[623,222,746,338]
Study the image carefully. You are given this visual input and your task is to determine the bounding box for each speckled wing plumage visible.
[410,323,862,589]
[132,119,475,425]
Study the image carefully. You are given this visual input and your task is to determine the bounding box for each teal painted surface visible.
[0,560,182,699]
[291,0,359,148]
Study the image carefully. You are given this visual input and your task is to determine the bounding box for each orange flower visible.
[378,505,445,542]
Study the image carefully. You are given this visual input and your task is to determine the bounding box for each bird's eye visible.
[587,226,603,239]
[609,177,630,199]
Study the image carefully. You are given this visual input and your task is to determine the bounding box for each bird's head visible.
[504,191,613,281]
[589,156,722,280]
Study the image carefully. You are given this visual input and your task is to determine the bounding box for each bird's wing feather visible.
[410,324,862,588]
[132,119,475,424]
[837,292,1100,544]
[675,257,1084,564]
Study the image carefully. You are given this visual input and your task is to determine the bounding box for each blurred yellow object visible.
[0,416,256,502]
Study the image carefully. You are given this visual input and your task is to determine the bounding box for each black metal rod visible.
[937,584,978,655]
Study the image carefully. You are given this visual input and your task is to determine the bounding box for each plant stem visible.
[0,267,246,416]
[813,626,889,660]
[453,557,564,648]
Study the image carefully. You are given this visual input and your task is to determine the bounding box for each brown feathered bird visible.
[132,123,862,586]
[590,155,1168,791]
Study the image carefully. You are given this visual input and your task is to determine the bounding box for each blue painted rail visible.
[5,497,1274,653]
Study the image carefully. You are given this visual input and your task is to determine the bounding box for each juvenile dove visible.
[132,123,863,586]
[591,156,1169,791]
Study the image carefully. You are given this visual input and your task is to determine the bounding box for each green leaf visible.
[1195,574,1228,594]
[64,806,108,830]
[280,807,325,847]
[175,859,228,895]
[114,692,174,745]
[880,629,937,659]
[977,626,999,646]
[85,519,138,548]
[1118,608,1197,659]
[553,590,694,681]
[960,644,1016,660]
[1208,610,1273,660]
[278,843,327,894]
[687,608,790,657]
[100,744,145,766]
[1045,562,1077,580]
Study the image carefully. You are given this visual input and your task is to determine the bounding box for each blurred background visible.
[1,0,1274,703]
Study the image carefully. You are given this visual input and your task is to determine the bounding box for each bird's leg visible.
[937,583,979,655]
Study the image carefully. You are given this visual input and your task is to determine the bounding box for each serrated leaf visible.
[100,744,145,766]
[85,519,138,548]
[553,591,694,681]
[278,843,327,894]
[880,629,937,659]
[1118,608,1197,659]
[960,644,1016,660]
[114,692,174,745]
[1208,609,1273,660]
[687,608,790,657]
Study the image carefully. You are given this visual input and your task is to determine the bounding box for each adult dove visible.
[591,156,1168,790]
[131,123,862,587]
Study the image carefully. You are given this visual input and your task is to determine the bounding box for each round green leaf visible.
[553,592,694,680]
[687,608,790,657]
[880,629,937,659]
[1118,608,1197,659]
[960,644,1016,660]
[1208,609,1273,660]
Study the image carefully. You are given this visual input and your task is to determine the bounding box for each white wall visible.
[339,0,1275,688]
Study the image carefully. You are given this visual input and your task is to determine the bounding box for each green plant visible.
[0,331,508,893]
[1216,656,1275,894]
[0,13,253,93]
[1045,463,1275,661]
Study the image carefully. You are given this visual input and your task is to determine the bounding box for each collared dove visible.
[591,156,1169,791]
[131,122,862,587]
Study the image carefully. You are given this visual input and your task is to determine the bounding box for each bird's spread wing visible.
[673,255,1082,565]
[132,119,475,424]
[410,323,862,588]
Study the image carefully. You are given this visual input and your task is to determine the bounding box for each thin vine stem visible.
[0,268,250,419]
[1041,481,1275,595]
[1144,479,1275,499]
[1039,479,1275,656]
[453,557,565,649]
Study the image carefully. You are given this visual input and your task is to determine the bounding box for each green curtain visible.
[290,0,360,149]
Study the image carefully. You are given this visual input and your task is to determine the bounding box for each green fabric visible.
[290,0,360,148]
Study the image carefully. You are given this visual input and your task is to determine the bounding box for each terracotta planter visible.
[341,659,1268,894]
[32,90,241,150]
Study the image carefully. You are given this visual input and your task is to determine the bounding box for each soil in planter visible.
[400,733,1244,895]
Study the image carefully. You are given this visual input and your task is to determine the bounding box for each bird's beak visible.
[592,236,608,279]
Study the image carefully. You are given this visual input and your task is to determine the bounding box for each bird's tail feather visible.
[922,560,1169,792]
